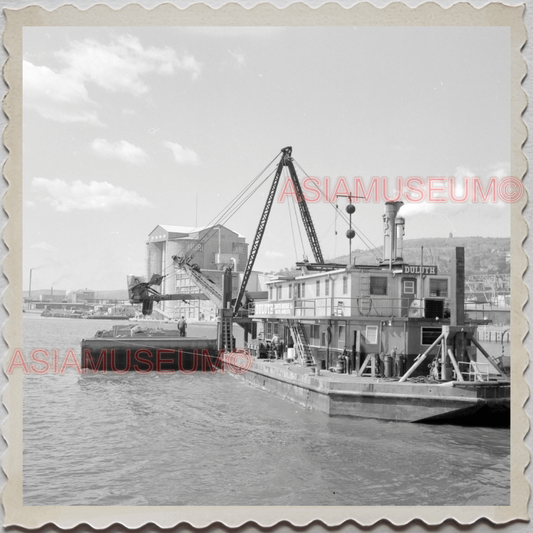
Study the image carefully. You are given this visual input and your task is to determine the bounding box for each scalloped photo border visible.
[1,2,529,529]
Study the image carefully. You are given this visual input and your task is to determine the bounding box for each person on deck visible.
[271,334,281,359]
[177,316,187,337]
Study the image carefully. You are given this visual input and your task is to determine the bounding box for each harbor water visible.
[23,315,510,506]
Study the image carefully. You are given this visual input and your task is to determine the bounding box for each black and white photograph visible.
[2,1,529,529]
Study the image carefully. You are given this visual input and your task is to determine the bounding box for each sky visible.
[23,26,511,291]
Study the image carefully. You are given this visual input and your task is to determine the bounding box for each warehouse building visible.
[146,224,251,319]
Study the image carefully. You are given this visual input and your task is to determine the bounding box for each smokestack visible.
[395,217,405,260]
[382,201,404,267]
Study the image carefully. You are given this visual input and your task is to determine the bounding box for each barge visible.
[81,325,219,372]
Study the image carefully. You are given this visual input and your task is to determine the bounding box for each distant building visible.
[69,290,96,303]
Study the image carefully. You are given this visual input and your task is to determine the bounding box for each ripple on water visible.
[23,316,510,506]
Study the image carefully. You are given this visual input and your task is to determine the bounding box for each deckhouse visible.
[249,201,466,373]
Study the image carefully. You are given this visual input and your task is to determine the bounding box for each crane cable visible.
[285,180,299,263]
[284,166,307,261]
[183,156,279,262]
[292,159,382,262]
[193,165,278,255]
[182,151,282,263]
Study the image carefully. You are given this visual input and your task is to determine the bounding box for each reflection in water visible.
[23,316,510,506]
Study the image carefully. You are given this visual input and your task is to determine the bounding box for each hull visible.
[81,327,219,371]
[224,356,510,427]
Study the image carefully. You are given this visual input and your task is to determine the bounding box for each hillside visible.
[277,236,510,276]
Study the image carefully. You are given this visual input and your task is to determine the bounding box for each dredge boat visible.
[81,147,510,425]
[235,200,510,426]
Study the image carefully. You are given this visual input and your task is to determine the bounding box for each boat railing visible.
[249,297,449,319]
[458,360,494,382]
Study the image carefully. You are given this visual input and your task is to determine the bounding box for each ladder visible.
[219,310,235,352]
[359,276,371,315]
[288,320,315,366]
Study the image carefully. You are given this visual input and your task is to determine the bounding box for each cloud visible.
[30,242,58,252]
[265,251,285,259]
[163,141,200,166]
[398,164,512,220]
[23,60,104,126]
[228,48,246,67]
[24,35,202,125]
[32,178,153,212]
[398,202,437,218]
[91,138,148,165]
[57,34,202,96]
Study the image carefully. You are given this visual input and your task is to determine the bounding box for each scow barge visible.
[81,325,219,372]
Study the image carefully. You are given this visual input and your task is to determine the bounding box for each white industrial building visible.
[146,224,266,319]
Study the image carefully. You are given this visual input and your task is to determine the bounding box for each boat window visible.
[301,283,306,298]
[325,279,330,296]
[430,278,448,297]
[403,280,415,294]
[343,276,348,294]
[370,276,387,295]
[421,327,442,345]
[365,325,378,344]
[316,280,320,297]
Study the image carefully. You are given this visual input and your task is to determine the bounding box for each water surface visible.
[23,315,510,506]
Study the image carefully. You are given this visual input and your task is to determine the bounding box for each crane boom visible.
[173,257,224,308]
[233,147,324,315]
[233,148,290,314]
[130,147,324,320]
[284,157,324,264]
